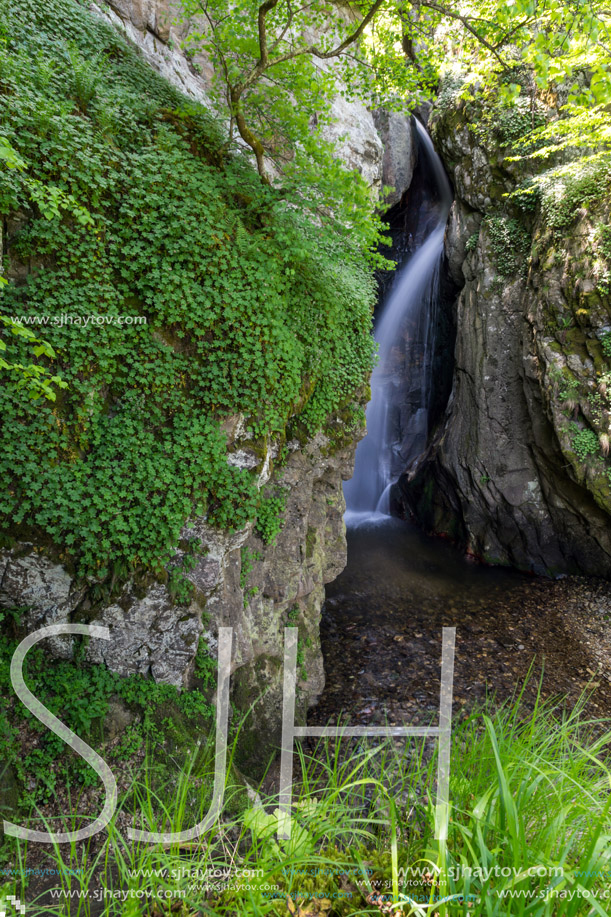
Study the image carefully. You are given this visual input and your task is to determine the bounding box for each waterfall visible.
[344,121,452,524]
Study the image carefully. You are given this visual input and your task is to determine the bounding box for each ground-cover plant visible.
[0,0,377,590]
[3,686,610,916]
[0,615,214,813]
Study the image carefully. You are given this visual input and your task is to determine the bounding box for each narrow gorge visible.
[1,0,611,913]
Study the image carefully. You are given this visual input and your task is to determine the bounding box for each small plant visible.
[601,331,611,359]
[240,545,261,606]
[167,568,194,605]
[598,222,611,261]
[484,215,531,279]
[193,636,217,689]
[571,428,600,461]
[67,43,106,113]
[588,390,605,426]
[167,537,204,606]
[255,486,288,545]
[286,605,301,624]
[465,231,479,253]
[240,545,261,589]
[558,376,580,414]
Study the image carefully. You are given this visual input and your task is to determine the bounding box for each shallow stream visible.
[310,494,611,729]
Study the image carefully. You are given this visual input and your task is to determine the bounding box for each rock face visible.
[1,0,417,774]
[0,430,356,772]
[373,109,417,208]
[400,89,611,577]
[93,0,415,201]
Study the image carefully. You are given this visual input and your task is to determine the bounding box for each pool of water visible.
[309,517,611,728]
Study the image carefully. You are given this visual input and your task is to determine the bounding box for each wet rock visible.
[400,93,611,577]
[373,110,417,207]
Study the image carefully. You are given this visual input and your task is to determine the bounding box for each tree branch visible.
[257,0,281,69]
[419,0,509,68]
[230,86,272,183]
[309,0,387,59]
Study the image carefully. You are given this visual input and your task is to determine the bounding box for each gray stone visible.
[0,549,84,658]
[86,584,202,687]
[401,96,611,577]
[373,109,417,207]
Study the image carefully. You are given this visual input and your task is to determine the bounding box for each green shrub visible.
[0,621,213,807]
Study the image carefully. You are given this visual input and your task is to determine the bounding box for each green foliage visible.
[484,216,531,278]
[176,0,397,263]
[0,0,376,584]
[254,486,287,545]
[167,568,194,607]
[240,544,261,606]
[599,225,611,262]
[465,232,479,253]
[467,75,547,153]
[601,332,611,359]
[286,605,300,624]
[0,316,68,401]
[193,636,216,689]
[178,0,611,208]
[0,617,213,806]
[558,376,580,409]
[296,640,308,682]
[494,96,546,147]
[167,537,204,606]
[571,428,600,462]
[537,156,611,231]
[239,546,261,589]
[8,687,611,916]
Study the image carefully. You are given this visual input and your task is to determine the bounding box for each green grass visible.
[2,685,610,916]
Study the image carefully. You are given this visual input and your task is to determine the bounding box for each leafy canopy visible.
[177,0,611,200]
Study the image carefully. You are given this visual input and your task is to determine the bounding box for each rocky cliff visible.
[0,0,417,777]
[400,81,611,577]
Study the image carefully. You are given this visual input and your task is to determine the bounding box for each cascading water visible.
[344,121,452,523]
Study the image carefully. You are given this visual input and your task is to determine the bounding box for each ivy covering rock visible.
[0,0,376,584]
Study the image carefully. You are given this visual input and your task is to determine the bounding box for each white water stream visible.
[344,121,452,524]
